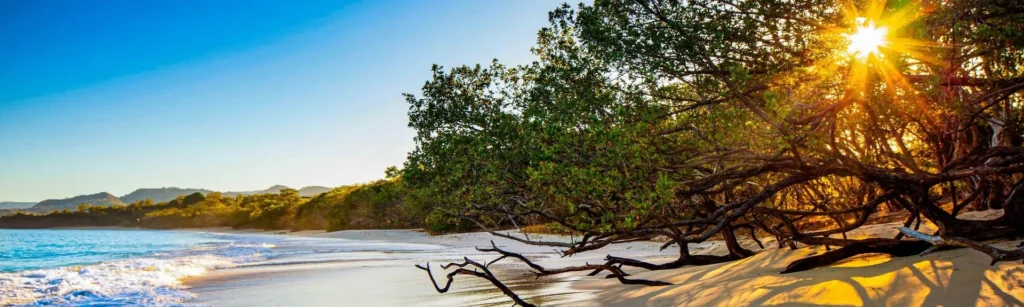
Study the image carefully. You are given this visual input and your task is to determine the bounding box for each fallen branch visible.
[478,241,672,286]
[897,227,1024,265]
[416,258,536,307]
[489,231,573,248]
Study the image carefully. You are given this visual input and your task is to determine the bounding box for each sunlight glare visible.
[846,17,888,59]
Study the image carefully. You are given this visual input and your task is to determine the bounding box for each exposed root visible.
[781,239,937,274]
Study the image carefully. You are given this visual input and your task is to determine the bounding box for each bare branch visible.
[898,227,1024,265]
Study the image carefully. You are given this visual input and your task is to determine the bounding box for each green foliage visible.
[402,13,680,234]
[400,0,1024,238]
[3,173,430,231]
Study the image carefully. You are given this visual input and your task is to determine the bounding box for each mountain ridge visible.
[31,192,125,211]
[120,187,215,204]
[6,185,335,212]
[0,202,36,210]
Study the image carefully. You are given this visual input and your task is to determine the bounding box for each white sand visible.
[186,211,1024,306]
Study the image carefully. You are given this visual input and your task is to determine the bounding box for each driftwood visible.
[898,227,1024,265]
[477,241,672,286]
[416,241,670,306]
[416,257,536,307]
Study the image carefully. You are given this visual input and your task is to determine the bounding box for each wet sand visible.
[183,229,625,306]
[187,259,588,307]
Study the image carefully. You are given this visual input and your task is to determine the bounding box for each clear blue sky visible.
[0,0,563,202]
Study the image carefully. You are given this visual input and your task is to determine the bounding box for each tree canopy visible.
[405,0,1024,304]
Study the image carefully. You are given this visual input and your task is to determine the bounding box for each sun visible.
[833,1,936,92]
[846,17,889,59]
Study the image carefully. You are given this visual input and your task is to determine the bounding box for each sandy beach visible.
[178,210,1024,307]
[183,229,628,307]
[577,210,1024,306]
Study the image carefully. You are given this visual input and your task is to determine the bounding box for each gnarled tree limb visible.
[898,227,1024,265]
[416,258,536,307]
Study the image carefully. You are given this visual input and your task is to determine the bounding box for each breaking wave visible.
[0,239,274,306]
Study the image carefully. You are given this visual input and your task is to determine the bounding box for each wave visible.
[0,232,454,306]
[0,240,274,307]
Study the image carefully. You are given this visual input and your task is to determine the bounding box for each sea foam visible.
[0,240,273,306]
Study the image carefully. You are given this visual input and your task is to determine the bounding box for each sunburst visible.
[834,0,938,92]
[846,18,889,59]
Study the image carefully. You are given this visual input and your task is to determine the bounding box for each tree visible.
[76,203,91,213]
[407,0,1024,304]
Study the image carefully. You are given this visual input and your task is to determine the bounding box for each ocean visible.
[0,229,445,306]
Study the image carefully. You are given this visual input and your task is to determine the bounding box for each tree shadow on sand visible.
[592,247,1024,307]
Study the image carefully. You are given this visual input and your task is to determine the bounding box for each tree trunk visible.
[723,223,755,258]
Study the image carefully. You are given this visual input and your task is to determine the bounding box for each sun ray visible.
[831,0,944,94]
[846,18,889,59]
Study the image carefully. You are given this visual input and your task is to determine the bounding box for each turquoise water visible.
[0,229,230,272]
[0,229,448,306]
[0,229,277,306]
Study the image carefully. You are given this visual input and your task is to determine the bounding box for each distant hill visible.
[221,185,290,197]
[298,186,331,197]
[13,185,334,212]
[121,187,214,204]
[220,185,329,197]
[0,202,35,210]
[31,192,125,211]
[120,185,333,203]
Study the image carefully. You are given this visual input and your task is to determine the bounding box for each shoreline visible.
[174,228,614,307]
[6,212,1024,306]
[183,211,1024,306]
[182,228,642,307]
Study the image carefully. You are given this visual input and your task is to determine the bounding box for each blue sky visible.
[0,0,562,201]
